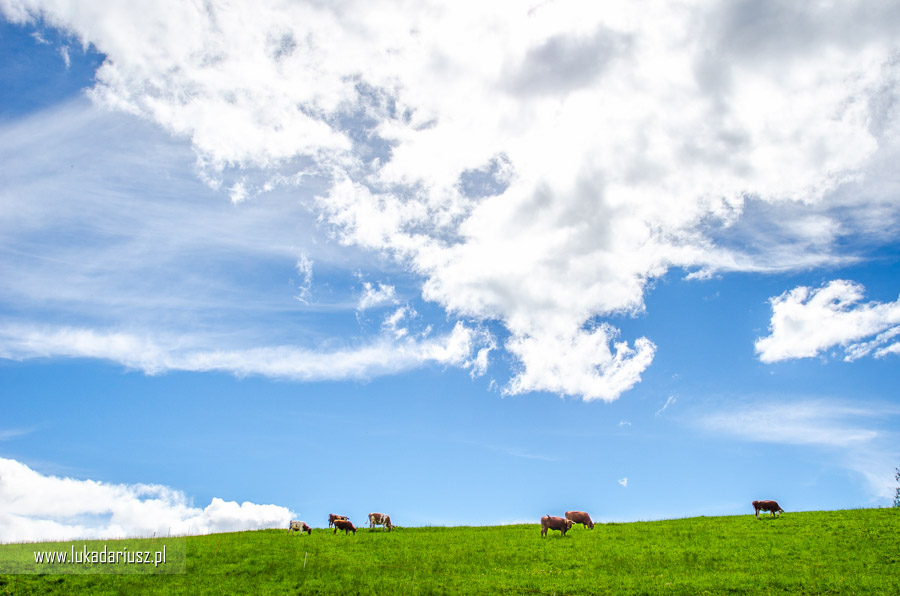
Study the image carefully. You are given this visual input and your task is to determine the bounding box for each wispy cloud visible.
[0,101,497,383]
[618,477,628,488]
[471,441,559,463]
[0,321,492,382]
[655,395,676,416]
[0,427,36,441]
[697,398,900,500]
[698,400,883,448]
[0,100,326,328]
[0,458,292,542]
[294,253,314,304]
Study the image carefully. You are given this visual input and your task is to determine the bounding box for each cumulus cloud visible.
[3,0,900,400]
[755,280,900,362]
[504,327,655,402]
[0,458,292,542]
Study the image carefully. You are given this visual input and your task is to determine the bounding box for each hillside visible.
[2,508,898,595]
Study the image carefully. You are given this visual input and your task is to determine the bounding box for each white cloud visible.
[0,320,492,381]
[294,253,314,304]
[0,458,292,542]
[655,395,677,416]
[58,44,70,68]
[229,181,249,205]
[0,102,498,383]
[381,305,413,340]
[697,399,900,500]
[503,326,655,402]
[3,0,900,400]
[0,100,326,331]
[459,439,558,462]
[0,427,35,441]
[469,335,496,378]
[618,477,628,488]
[755,280,900,362]
[699,400,881,448]
[357,282,397,311]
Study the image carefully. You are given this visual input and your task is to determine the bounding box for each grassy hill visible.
[2,508,898,595]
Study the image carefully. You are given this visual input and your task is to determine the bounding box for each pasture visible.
[1,508,897,595]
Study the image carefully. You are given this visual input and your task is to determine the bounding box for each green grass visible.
[2,508,898,595]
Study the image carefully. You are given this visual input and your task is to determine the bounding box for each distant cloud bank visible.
[0,458,292,543]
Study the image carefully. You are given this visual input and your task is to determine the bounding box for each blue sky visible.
[1,1,899,541]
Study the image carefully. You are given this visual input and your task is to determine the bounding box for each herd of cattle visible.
[288,513,394,535]
[288,500,784,537]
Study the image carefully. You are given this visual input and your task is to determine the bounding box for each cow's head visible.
[566,519,575,530]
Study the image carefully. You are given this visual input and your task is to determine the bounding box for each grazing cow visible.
[565,511,594,530]
[328,514,349,527]
[333,519,357,535]
[752,500,785,518]
[368,512,393,532]
[541,515,574,537]
[288,520,312,535]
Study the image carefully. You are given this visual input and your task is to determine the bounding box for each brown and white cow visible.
[752,500,785,518]
[368,512,393,532]
[288,520,312,535]
[328,514,349,527]
[565,510,594,530]
[541,515,574,537]
[333,519,357,535]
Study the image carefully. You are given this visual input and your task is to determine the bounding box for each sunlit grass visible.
[2,508,898,594]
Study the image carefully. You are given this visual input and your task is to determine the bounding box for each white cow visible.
[368,512,393,532]
[288,520,312,535]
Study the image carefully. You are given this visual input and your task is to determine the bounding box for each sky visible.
[1,0,899,542]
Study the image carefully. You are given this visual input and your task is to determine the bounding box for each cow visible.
[333,518,357,534]
[288,520,312,535]
[368,512,393,532]
[328,514,349,527]
[565,510,594,530]
[541,515,574,537]
[752,500,785,518]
